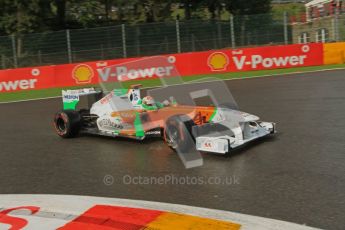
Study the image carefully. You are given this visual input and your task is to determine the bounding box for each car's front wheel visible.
[164,115,195,153]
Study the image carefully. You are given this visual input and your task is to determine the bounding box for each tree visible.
[0,0,49,57]
[103,0,112,21]
[199,0,223,19]
[176,0,201,20]
[68,0,103,27]
[134,0,172,23]
[0,0,44,35]
[226,0,272,46]
[227,0,271,15]
[52,0,107,28]
[54,0,67,29]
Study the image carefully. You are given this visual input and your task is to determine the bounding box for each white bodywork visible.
[195,108,275,154]
[89,88,141,133]
[62,88,142,136]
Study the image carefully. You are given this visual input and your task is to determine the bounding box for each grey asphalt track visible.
[1,69,345,230]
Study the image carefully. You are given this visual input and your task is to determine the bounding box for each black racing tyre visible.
[164,115,195,152]
[53,110,81,138]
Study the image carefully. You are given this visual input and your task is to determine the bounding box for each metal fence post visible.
[230,15,235,49]
[191,34,196,52]
[284,11,288,45]
[332,17,336,41]
[38,50,42,65]
[217,21,222,48]
[176,20,181,53]
[66,29,72,63]
[1,55,6,69]
[212,32,217,49]
[11,35,18,68]
[164,36,169,53]
[121,24,127,58]
[335,8,340,41]
[135,26,141,57]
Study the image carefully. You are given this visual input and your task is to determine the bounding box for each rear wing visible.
[62,88,102,110]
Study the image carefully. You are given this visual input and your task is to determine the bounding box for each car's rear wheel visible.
[54,110,81,138]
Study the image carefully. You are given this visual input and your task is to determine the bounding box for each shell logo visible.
[72,64,94,84]
[207,52,229,71]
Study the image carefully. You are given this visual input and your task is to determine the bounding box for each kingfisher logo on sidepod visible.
[231,45,310,70]
[208,52,230,71]
[97,56,176,82]
[72,64,94,84]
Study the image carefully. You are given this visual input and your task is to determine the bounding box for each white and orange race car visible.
[53,83,275,154]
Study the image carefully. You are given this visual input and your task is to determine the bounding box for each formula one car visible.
[53,84,275,154]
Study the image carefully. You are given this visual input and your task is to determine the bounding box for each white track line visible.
[0,96,62,104]
[0,194,321,230]
[1,66,345,105]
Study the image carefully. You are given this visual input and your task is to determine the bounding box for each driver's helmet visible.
[142,96,155,107]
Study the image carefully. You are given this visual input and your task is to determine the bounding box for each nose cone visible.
[240,112,260,121]
[219,108,260,122]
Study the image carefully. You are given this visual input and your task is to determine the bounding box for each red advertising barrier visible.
[0,43,323,93]
[0,66,56,92]
[226,43,323,71]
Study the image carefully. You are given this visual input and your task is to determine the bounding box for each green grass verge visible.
[1,64,345,103]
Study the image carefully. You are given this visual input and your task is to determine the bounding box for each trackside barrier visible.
[0,43,325,93]
[323,42,345,65]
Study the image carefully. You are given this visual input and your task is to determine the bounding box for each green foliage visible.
[228,0,271,15]
[68,0,103,27]
[0,0,44,35]
[0,0,273,35]
[272,3,305,20]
